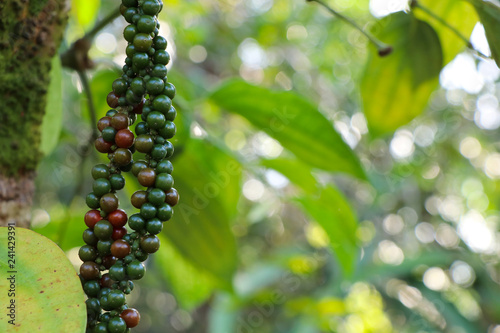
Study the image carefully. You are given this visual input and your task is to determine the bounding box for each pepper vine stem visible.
[410,1,490,60]
[306,0,393,56]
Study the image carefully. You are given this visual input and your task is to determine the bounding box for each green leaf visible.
[40,56,63,156]
[163,139,240,283]
[72,0,101,28]
[155,234,216,310]
[0,228,86,332]
[416,0,478,65]
[471,0,500,67]
[360,12,443,137]
[296,186,358,277]
[261,157,318,193]
[210,80,366,180]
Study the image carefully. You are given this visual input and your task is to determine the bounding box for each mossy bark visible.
[0,0,68,227]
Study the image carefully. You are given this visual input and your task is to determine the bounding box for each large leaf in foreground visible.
[471,0,500,67]
[360,12,442,136]
[296,186,358,276]
[164,139,240,283]
[211,80,366,180]
[0,228,86,332]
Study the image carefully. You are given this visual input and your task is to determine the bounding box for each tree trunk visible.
[0,0,68,227]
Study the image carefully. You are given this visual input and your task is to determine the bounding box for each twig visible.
[84,8,121,41]
[77,70,99,141]
[411,1,490,60]
[306,0,393,56]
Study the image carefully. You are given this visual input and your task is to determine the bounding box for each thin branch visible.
[84,8,121,41]
[411,1,490,60]
[77,70,99,141]
[306,0,393,56]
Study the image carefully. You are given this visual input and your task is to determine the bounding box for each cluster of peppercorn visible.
[78,0,179,332]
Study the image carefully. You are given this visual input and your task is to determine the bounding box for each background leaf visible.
[40,56,63,156]
[261,158,318,193]
[471,0,500,67]
[0,228,86,332]
[210,80,366,180]
[296,186,358,276]
[360,12,443,136]
[164,139,241,283]
[155,234,217,310]
[71,0,101,28]
[415,0,478,65]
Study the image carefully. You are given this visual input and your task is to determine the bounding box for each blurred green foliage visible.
[30,0,500,332]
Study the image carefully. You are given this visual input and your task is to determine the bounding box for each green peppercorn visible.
[130,77,146,95]
[112,78,129,95]
[140,203,157,219]
[131,160,148,176]
[132,52,149,70]
[153,35,167,50]
[92,164,110,180]
[165,140,174,158]
[83,229,99,246]
[133,33,153,52]
[135,122,149,135]
[156,159,173,173]
[147,188,166,206]
[123,25,137,43]
[97,240,113,255]
[157,203,173,221]
[86,192,101,209]
[126,260,145,280]
[125,44,136,57]
[151,64,167,78]
[154,50,170,65]
[107,290,126,309]
[137,15,156,33]
[102,127,117,143]
[143,0,161,15]
[108,316,127,333]
[146,111,166,130]
[155,173,173,191]
[158,121,176,139]
[146,218,163,234]
[79,245,98,262]
[83,280,101,297]
[128,214,146,231]
[109,174,126,190]
[126,89,142,105]
[165,105,177,121]
[152,94,172,113]
[151,143,168,161]
[146,77,164,95]
[94,220,114,240]
[93,178,112,197]
[109,264,126,281]
[163,82,176,99]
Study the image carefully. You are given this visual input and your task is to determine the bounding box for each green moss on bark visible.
[0,0,67,176]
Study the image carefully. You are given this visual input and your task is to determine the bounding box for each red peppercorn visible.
[108,209,128,228]
[111,239,131,258]
[115,129,135,148]
[120,308,140,328]
[84,210,103,229]
[112,227,127,240]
